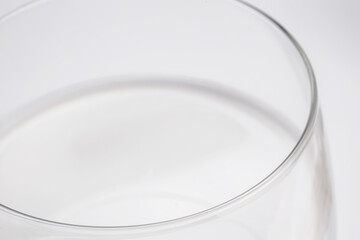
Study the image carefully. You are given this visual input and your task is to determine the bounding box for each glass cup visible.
[0,0,334,239]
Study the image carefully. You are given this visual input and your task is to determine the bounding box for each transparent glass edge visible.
[0,0,320,231]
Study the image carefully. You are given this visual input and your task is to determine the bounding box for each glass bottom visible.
[0,77,297,227]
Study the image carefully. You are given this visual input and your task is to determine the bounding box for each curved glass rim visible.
[0,0,318,231]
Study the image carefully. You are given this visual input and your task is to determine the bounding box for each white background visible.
[0,0,359,239]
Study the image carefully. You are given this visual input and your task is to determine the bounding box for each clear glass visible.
[0,0,334,239]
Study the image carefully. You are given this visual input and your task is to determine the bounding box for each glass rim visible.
[0,0,319,231]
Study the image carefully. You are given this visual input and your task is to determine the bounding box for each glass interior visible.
[0,0,315,228]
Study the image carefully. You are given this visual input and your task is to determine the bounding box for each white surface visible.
[0,0,359,238]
